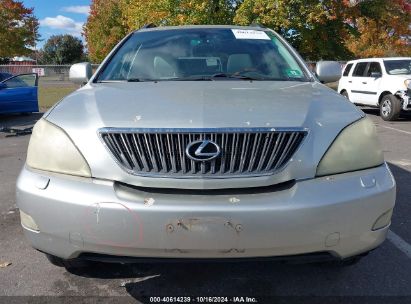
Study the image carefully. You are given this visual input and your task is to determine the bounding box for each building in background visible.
[7,57,37,75]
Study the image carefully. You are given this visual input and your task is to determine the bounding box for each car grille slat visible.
[229,133,237,174]
[210,133,216,174]
[219,133,226,174]
[132,134,148,172]
[264,133,284,171]
[275,133,296,170]
[111,134,132,169]
[100,128,307,178]
[122,134,141,171]
[257,133,273,172]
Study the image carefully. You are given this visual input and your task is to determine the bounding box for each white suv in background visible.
[338,58,411,121]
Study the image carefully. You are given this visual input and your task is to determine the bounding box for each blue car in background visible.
[0,72,39,115]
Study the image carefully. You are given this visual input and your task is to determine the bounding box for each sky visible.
[22,0,91,48]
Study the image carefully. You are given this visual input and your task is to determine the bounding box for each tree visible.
[234,0,357,60]
[42,35,85,64]
[121,0,238,29]
[84,0,410,62]
[234,0,411,60]
[0,0,39,58]
[345,0,411,57]
[84,0,240,61]
[84,0,127,63]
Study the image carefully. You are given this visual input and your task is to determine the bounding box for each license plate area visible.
[164,217,242,251]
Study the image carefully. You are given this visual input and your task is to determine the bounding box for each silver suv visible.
[17,25,396,268]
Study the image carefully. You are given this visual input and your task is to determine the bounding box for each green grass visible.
[38,85,77,110]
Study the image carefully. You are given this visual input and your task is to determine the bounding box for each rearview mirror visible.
[315,61,342,83]
[69,62,92,85]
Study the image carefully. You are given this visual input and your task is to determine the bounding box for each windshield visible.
[96,28,308,82]
[384,60,411,75]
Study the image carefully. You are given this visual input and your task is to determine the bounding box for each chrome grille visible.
[99,128,307,178]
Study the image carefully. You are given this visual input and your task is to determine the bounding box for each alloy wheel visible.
[381,99,392,117]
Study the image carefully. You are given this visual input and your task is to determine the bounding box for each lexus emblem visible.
[185,140,221,162]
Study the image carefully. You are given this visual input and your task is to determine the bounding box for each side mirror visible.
[69,62,92,85]
[315,61,342,83]
[370,72,382,78]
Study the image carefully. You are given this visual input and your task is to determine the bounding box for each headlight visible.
[27,119,91,177]
[316,117,384,177]
[405,79,411,90]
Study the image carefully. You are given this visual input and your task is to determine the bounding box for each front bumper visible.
[397,90,411,111]
[16,163,396,260]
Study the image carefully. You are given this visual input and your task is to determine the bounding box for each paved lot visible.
[0,109,411,303]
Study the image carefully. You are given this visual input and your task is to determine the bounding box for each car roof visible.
[347,57,411,64]
[136,24,267,33]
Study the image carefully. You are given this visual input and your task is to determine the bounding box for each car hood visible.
[47,81,362,128]
[45,81,364,189]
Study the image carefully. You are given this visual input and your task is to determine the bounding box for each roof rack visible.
[140,23,157,29]
[250,23,265,28]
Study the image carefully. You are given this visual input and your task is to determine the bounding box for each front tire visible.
[338,255,364,266]
[45,254,89,269]
[380,94,401,121]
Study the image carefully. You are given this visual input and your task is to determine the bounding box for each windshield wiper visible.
[210,73,255,80]
[169,73,267,81]
[167,74,258,81]
[171,76,213,81]
[210,73,287,81]
[127,78,148,82]
[135,74,298,82]
[96,78,151,83]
